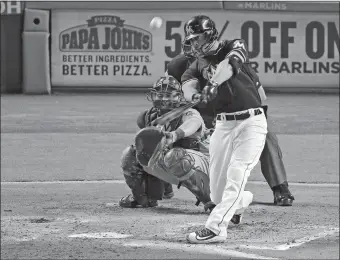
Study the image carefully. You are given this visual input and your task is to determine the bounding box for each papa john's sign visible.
[51,11,157,87]
[51,10,339,89]
[59,15,152,52]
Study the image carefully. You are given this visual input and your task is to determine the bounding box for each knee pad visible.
[163,147,195,180]
[121,145,143,176]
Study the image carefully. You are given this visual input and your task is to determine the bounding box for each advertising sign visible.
[0,1,22,15]
[51,10,339,88]
[223,1,339,12]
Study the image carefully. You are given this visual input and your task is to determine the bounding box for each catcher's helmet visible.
[147,75,184,111]
[182,15,218,57]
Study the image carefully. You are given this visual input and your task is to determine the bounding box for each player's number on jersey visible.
[164,21,182,71]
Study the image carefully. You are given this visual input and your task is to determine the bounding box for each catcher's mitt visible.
[135,126,167,167]
[136,107,159,129]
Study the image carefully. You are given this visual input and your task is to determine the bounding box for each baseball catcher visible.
[119,75,215,212]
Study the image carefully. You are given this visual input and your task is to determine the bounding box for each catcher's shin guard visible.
[122,174,149,207]
[121,145,144,177]
[180,169,215,212]
[163,147,215,211]
[121,145,149,206]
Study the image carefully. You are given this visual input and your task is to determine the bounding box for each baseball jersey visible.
[167,54,195,83]
[167,54,216,128]
[181,39,262,114]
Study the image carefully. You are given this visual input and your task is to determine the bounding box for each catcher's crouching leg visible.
[163,147,215,212]
[120,145,164,208]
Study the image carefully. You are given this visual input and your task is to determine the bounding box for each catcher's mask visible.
[135,126,167,167]
[182,15,218,57]
[147,75,184,112]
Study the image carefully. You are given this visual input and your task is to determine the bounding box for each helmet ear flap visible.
[182,42,194,57]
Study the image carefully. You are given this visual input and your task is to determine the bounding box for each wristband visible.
[174,129,185,141]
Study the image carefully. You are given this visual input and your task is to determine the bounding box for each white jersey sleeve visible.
[180,108,206,139]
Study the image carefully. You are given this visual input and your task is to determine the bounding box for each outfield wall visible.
[1,1,339,94]
[0,1,23,93]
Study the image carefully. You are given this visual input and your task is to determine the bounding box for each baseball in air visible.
[150,17,163,29]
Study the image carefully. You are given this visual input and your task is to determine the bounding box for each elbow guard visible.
[228,55,242,76]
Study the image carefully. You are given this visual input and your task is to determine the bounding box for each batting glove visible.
[202,81,219,103]
[164,131,178,146]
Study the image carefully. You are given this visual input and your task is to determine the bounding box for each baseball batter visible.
[167,31,294,208]
[180,15,268,243]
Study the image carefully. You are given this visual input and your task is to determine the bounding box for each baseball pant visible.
[234,190,253,215]
[206,108,267,237]
[260,121,287,188]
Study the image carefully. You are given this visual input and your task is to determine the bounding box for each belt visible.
[216,108,262,121]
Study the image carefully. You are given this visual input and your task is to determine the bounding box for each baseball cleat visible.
[230,214,242,225]
[186,228,226,244]
[119,194,158,208]
[274,196,294,206]
[273,182,295,206]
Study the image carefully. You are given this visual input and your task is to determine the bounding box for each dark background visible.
[1,14,23,93]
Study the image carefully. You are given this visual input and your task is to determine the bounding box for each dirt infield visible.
[1,181,339,259]
[1,93,339,259]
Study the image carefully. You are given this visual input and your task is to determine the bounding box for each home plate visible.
[68,232,133,239]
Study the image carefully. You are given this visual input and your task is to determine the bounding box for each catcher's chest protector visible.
[162,117,181,132]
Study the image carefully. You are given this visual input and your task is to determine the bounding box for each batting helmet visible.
[182,15,219,57]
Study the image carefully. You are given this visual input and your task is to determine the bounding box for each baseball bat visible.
[151,100,201,126]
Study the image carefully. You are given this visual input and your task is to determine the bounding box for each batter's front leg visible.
[206,114,267,237]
